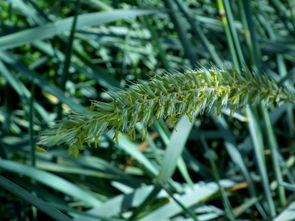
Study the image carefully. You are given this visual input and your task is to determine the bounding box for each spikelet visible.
[38,68,294,156]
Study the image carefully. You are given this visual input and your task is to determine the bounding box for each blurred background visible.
[0,0,295,220]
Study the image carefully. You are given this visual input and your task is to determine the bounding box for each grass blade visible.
[0,51,87,113]
[261,104,286,206]
[0,159,101,206]
[0,9,159,50]
[274,202,295,221]
[157,115,194,183]
[201,136,235,221]
[139,180,235,221]
[0,175,72,221]
[58,0,81,119]
[247,106,276,217]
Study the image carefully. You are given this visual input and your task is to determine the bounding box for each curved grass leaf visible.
[0,159,101,206]
[0,9,159,50]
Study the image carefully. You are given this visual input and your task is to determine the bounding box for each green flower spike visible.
[38,68,294,157]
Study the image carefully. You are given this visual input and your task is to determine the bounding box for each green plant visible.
[39,67,294,156]
[2,1,295,220]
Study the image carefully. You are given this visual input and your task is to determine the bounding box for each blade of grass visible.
[200,136,235,221]
[157,115,194,183]
[280,182,295,191]
[29,80,35,167]
[50,202,123,221]
[113,133,159,176]
[36,160,131,180]
[0,60,50,123]
[0,159,101,206]
[216,0,240,69]
[73,186,156,221]
[128,185,162,220]
[274,202,295,221]
[233,197,260,218]
[57,0,81,119]
[161,184,199,221]
[154,120,194,186]
[0,175,72,221]
[222,0,245,66]
[139,180,235,221]
[261,104,286,206]
[0,51,87,113]
[247,106,276,217]
[239,0,261,67]
[10,175,68,206]
[130,116,195,219]
[216,116,267,218]
[0,9,160,50]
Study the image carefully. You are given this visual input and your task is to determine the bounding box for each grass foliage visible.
[1,0,295,221]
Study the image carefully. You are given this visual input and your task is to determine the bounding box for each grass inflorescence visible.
[38,67,294,156]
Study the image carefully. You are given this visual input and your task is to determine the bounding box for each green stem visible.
[29,81,35,168]
[57,0,80,119]
[247,106,276,218]
[201,136,235,221]
[161,184,200,221]
[222,0,245,66]
[240,0,261,68]
[261,104,286,206]
[216,0,240,69]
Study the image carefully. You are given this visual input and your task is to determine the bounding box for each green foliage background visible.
[0,0,295,220]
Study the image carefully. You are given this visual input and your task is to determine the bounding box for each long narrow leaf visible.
[0,175,72,221]
[0,9,159,50]
[0,159,101,206]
